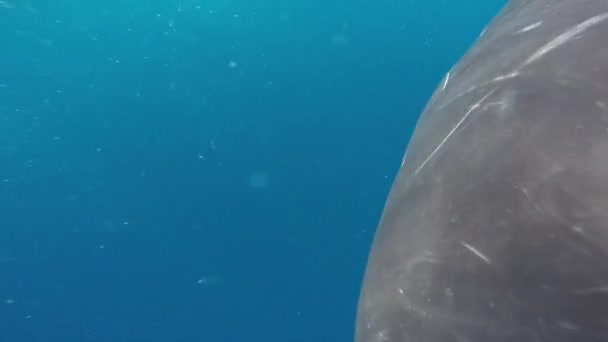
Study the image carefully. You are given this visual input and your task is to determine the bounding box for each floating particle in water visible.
[330,33,349,45]
[249,171,268,189]
[196,275,221,286]
[0,1,15,9]
[228,60,237,68]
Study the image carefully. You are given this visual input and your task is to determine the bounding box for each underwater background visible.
[1,0,505,341]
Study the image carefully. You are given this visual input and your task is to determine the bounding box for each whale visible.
[355,1,608,341]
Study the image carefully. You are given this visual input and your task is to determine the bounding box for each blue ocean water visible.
[1,1,505,341]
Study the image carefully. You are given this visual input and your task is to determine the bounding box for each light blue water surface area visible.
[0,0,505,341]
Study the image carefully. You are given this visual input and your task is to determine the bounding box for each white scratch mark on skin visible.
[461,242,491,264]
[492,72,519,82]
[415,89,497,175]
[441,71,450,91]
[514,184,546,215]
[405,251,438,273]
[376,330,389,342]
[400,150,408,168]
[558,321,579,330]
[438,72,518,111]
[524,13,608,66]
[571,225,585,234]
[518,21,542,34]
[572,286,608,295]
[483,101,506,110]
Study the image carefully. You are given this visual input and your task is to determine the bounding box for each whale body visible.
[356,1,608,341]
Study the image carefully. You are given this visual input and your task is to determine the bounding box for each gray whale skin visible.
[356,1,608,341]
